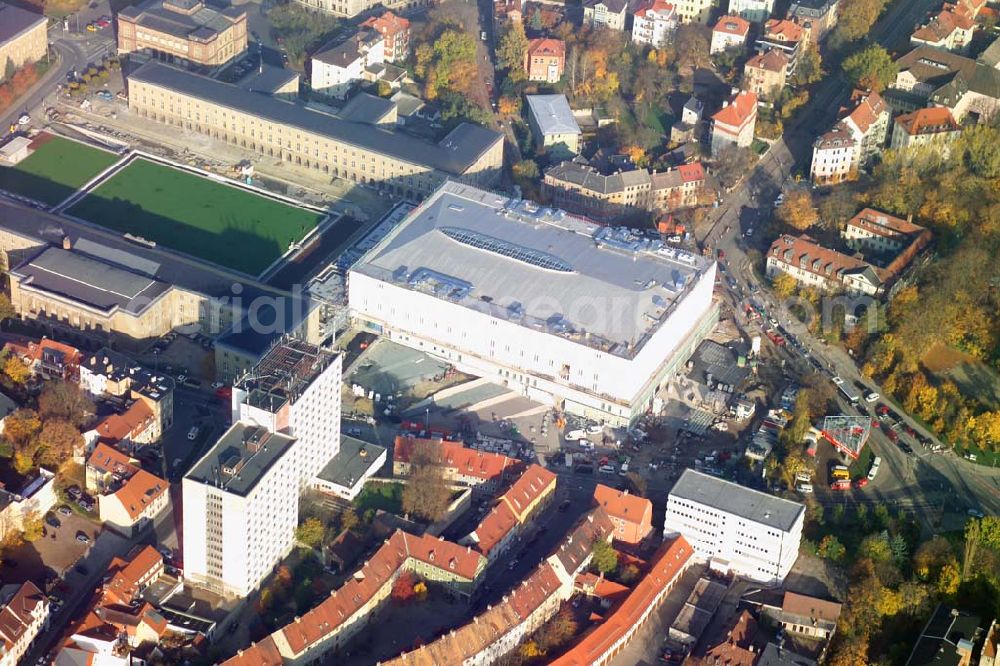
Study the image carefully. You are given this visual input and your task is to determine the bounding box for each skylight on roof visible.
[440,226,574,272]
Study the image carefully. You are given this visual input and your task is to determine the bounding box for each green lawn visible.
[67,159,324,275]
[0,135,119,206]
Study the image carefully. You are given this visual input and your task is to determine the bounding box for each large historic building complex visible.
[117,0,248,68]
[126,62,504,199]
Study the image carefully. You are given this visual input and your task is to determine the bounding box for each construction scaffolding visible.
[820,415,872,460]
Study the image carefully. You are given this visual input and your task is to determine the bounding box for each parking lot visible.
[2,507,101,586]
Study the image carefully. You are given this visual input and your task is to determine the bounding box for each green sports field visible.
[0,135,119,206]
[66,158,325,275]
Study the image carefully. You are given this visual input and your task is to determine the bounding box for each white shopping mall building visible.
[348,181,719,426]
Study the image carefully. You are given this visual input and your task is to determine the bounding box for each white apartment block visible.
[632,0,678,48]
[348,182,718,427]
[711,15,750,54]
[810,122,856,185]
[663,470,804,584]
[231,338,343,490]
[183,424,300,598]
[184,339,342,598]
[311,29,385,99]
[727,0,774,23]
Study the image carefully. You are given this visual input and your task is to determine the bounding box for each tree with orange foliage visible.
[776,191,819,231]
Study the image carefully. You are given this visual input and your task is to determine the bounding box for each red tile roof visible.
[548,536,693,665]
[104,545,163,604]
[393,436,521,484]
[93,400,155,444]
[527,37,565,59]
[112,469,167,520]
[768,234,884,282]
[894,107,960,136]
[746,48,789,73]
[87,443,139,478]
[469,500,519,556]
[713,15,750,36]
[781,591,842,624]
[499,464,557,521]
[847,208,925,237]
[764,18,805,42]
[0,581,44,653]
[225,636,284,666]
[712,91,757,129]
[592,484,652,527]
[634,0,674,18]
[359,10,410,35]
[677,162,705,183]
[844,89,886,135]
[695,609,760,665]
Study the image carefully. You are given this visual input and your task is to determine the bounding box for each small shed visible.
[0,136,33,166]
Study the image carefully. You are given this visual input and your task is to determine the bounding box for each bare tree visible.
[401,441,452,523]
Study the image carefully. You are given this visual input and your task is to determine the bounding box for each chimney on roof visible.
[62,236,72,250]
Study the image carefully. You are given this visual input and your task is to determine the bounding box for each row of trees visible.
[266,4,341,70]
[0,62,40,113]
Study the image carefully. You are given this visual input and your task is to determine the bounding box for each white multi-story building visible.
[810,122,856,185]
[673,0,713,23]
[711,15,750,53]
[710,90,758,156]
[184,339,342,598]
[311,28,385,98]
[231,338,343,490]
[348,182,718,427]
[182,424,300,598]
[728,0,774,23]
[631,0,678,48]
[663,469,804,584]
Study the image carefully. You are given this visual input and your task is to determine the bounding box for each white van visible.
[867,456,882,481]
[795,482,813,494]
[598,464,616,474]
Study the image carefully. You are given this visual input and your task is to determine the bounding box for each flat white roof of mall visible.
[350,182,713,357]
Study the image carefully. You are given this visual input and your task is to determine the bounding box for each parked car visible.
[57,505,72,517]
[865,392,880,403]
[45,515,61,528]
[852,477,869,489]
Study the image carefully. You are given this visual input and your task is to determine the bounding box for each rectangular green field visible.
[0,135,119,206]
[66,159,325,275]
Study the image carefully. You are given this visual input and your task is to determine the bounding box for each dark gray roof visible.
[186,422,297,497]
[670,469,806,532]
[545,160,650,195]
[758,643,817,666]
[10,246,172,315]
[788,0,837,16]
[583,0,627,12]
[238,65,299,95]
[906,605,982,666]
[340,92,396,124]
[0,3,46,44]
[315,436,387,490]
[129,61,501,175]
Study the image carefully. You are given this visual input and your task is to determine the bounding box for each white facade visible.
[182,427,300,598]
[311,34,385,98]
[350,266,716,427]
[631,2,678,48]
[663,470,804,585]
[0,583,48,666]
[727,0,774,23]
[710,18,749,53]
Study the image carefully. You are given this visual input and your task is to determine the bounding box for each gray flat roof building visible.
[186,423,296,497]
[10,246,172,316]
[128,61,502,176]
[314,435,386,491]
[526,95,581,137]
[118,0,246,44]
[670,469,805,532]
[350,181,712,356]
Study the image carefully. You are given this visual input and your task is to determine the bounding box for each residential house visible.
[841,89,890,167]
[744,49,789,100]
[682,96,704,124]
[543,160,707,222]
[631,0,678,48]
[906,605,982,666]
[779,591,842,641]
[710,90,758,155]
[757,18,808,72]
[85,443,139,494]
[311,28,385,98]
[891,46,1000,121]
[592,483,653,544]
[911,7,976,53]
[582,0,628,31]
[810,122,857,184]
[0,469,57,544]
[728,0,775,23]
[494,0,522,27]
[692,610,763,665]
[79,348,174,441]
[89,400,157,451]
[787,0,839,40]
[842,208,931,259]
[524,38,565,83]
[673,0,713,23]
[766,234,885,296]
[6,338,82,381]
[711,15,750,54]
[526,94,582,156]
[891,106,962,153]
[0,582,48,666]
[392,436,523,496]
[359,11,410,62]
[98,468,169,536]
